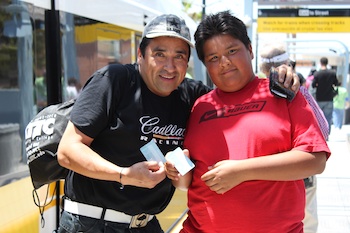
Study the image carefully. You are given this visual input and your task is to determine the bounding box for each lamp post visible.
[202,0,205,20]
[201,0,214,87]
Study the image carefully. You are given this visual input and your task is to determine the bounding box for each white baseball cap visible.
[143,14,194,47]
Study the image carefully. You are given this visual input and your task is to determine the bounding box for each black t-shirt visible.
[66,63,210,215]
[312,69,338,101]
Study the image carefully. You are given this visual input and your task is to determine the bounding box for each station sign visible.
[257,8,350,33]
[258,0,350,5]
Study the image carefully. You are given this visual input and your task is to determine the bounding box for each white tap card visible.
[140,140,166,163]
[167,147,195,176]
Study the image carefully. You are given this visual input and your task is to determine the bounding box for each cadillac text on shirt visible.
[139,116,185,146]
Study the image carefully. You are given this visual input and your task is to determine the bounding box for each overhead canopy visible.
[20,0,198,43]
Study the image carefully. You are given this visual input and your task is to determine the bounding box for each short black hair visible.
[194,10,251,63]
[139,37,152,58]
[320,57,328,66]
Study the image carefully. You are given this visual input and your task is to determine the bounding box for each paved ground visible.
[317,124,350,233]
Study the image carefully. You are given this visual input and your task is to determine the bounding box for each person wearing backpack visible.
[56,14,300,233]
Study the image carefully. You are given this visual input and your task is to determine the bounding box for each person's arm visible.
[333,73,339,86]
[164,149,192,191]
[201,150,327,194]
[57,121,166,189]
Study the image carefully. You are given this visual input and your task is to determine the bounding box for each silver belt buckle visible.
[129,213,150,228]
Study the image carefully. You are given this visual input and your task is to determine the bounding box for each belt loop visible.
[61,196,69,209]
[100,208,106,220]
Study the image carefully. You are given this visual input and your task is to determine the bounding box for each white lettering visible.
[140,135,149,141]
[299,9,309,17]
[315,10,329,16]
[25,117,56,140]
[156,139,182,146]
[139,116,185,137]
[42,118,55,135]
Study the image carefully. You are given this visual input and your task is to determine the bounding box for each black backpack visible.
[25,64,130,188]
[25,99,74,190]
[24,98,75,226]
[24,64,130,226]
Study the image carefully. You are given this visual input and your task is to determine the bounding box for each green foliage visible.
[182,0,202,23]
[182,1,192,11]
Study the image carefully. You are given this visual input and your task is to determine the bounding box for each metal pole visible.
[45,0,62,105]
[202,0,205,19]
[45,0,62,228]
[202,0,214,87]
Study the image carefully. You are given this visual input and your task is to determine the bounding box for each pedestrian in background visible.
[66,77,79,101]
[333,82,349,130]
[312,57,339,136]
[306,68,317,97]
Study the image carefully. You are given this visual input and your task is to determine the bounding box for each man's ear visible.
[249,44,254,60]
[137,48,142,63]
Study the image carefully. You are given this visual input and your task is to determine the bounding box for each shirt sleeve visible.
[300,86,329,140]
[289,91,331,158]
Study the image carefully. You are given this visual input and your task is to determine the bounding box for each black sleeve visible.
[70,64,129,138]
[179,78,212,108]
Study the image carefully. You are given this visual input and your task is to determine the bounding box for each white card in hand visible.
[167,147,195,176]
[140,140,166,163]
